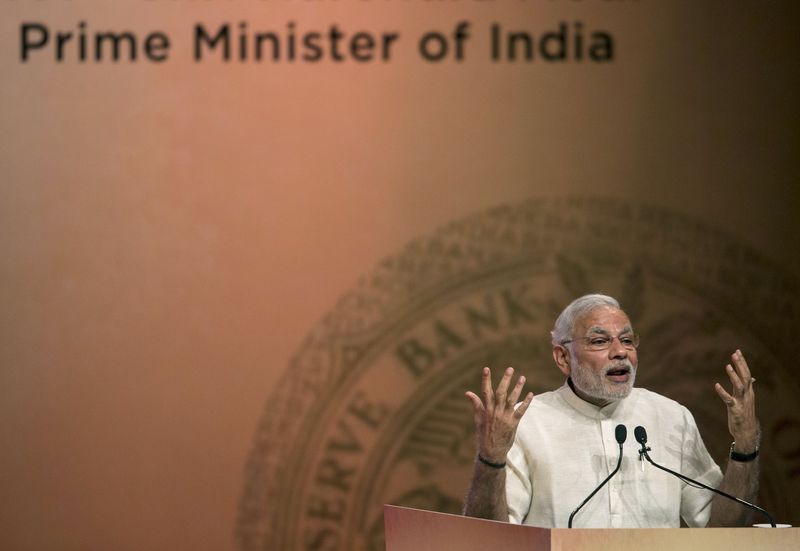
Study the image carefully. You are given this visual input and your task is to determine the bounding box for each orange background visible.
[1,1,798,549]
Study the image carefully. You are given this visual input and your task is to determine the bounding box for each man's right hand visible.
[465,367,534,465]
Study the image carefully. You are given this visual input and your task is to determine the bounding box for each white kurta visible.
[506,383,723,528]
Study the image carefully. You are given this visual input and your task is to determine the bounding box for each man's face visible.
[565,307,638,406]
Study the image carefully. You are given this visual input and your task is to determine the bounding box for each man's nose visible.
[608,337,628,359]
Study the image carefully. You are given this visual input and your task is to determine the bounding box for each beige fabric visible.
[506,383,723,528]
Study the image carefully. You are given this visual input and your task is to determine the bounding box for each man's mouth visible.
[605,366,631,383]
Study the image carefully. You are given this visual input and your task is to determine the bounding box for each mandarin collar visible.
[557,379,628,419]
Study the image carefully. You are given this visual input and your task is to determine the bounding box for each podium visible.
[384,505,799,551]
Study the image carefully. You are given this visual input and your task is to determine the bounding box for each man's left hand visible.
[714,349,760,452]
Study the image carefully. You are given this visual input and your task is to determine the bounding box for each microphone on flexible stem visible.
[634,425,776,527]
[568,424,627,528]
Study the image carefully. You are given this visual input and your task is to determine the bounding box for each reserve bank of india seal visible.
[236,197,800,550]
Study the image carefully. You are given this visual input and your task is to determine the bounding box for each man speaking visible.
[462,294,760,527]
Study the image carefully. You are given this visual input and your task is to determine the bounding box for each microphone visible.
[616,424,628,445]
[634,425,648,447]
[568,424,627,528]
[634,425,776,527]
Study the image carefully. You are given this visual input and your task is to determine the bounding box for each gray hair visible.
[551,294,621,346]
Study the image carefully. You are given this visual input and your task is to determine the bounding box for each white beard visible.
[571,358,637,404]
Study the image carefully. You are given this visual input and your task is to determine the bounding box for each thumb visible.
[714,383,734,406]
[465,391,485,425]
[465,391,485,412]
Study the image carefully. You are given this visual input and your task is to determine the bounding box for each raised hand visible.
[714,350,760,451]
[465,367,534,464]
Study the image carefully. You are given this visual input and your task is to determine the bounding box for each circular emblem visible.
[237,197,800,549]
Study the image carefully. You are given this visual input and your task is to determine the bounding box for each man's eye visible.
[590,338,610,346]
[620,337,634,345]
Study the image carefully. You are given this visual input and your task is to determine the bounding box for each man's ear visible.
[553,345,572,377]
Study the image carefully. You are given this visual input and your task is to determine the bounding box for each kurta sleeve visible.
[678,407,723,527]
[505,436,533,524]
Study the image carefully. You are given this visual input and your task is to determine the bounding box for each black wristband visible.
[477,455,506,469]
[730,442,759,463]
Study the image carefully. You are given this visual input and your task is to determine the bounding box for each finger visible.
[724,364,744,395]
[508,374,526,406]
[465,391,485,413]
[465,392,486,433]
[714,382,735,406]
[731,349,753,385]
[480,367,494,408]
[513,392,535,420]
[495,366,514,407]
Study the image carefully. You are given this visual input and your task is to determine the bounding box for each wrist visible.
[732,431,760,453]
[731,440,758,454]
[477,454,507,469]
[732,423,761,451]
[730,441,759,462]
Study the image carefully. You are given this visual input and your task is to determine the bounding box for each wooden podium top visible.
[384,505,799,551]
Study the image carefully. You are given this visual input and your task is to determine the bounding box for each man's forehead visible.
[575,306,633,333]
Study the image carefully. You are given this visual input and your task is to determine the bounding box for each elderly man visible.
[463,294,760,528]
